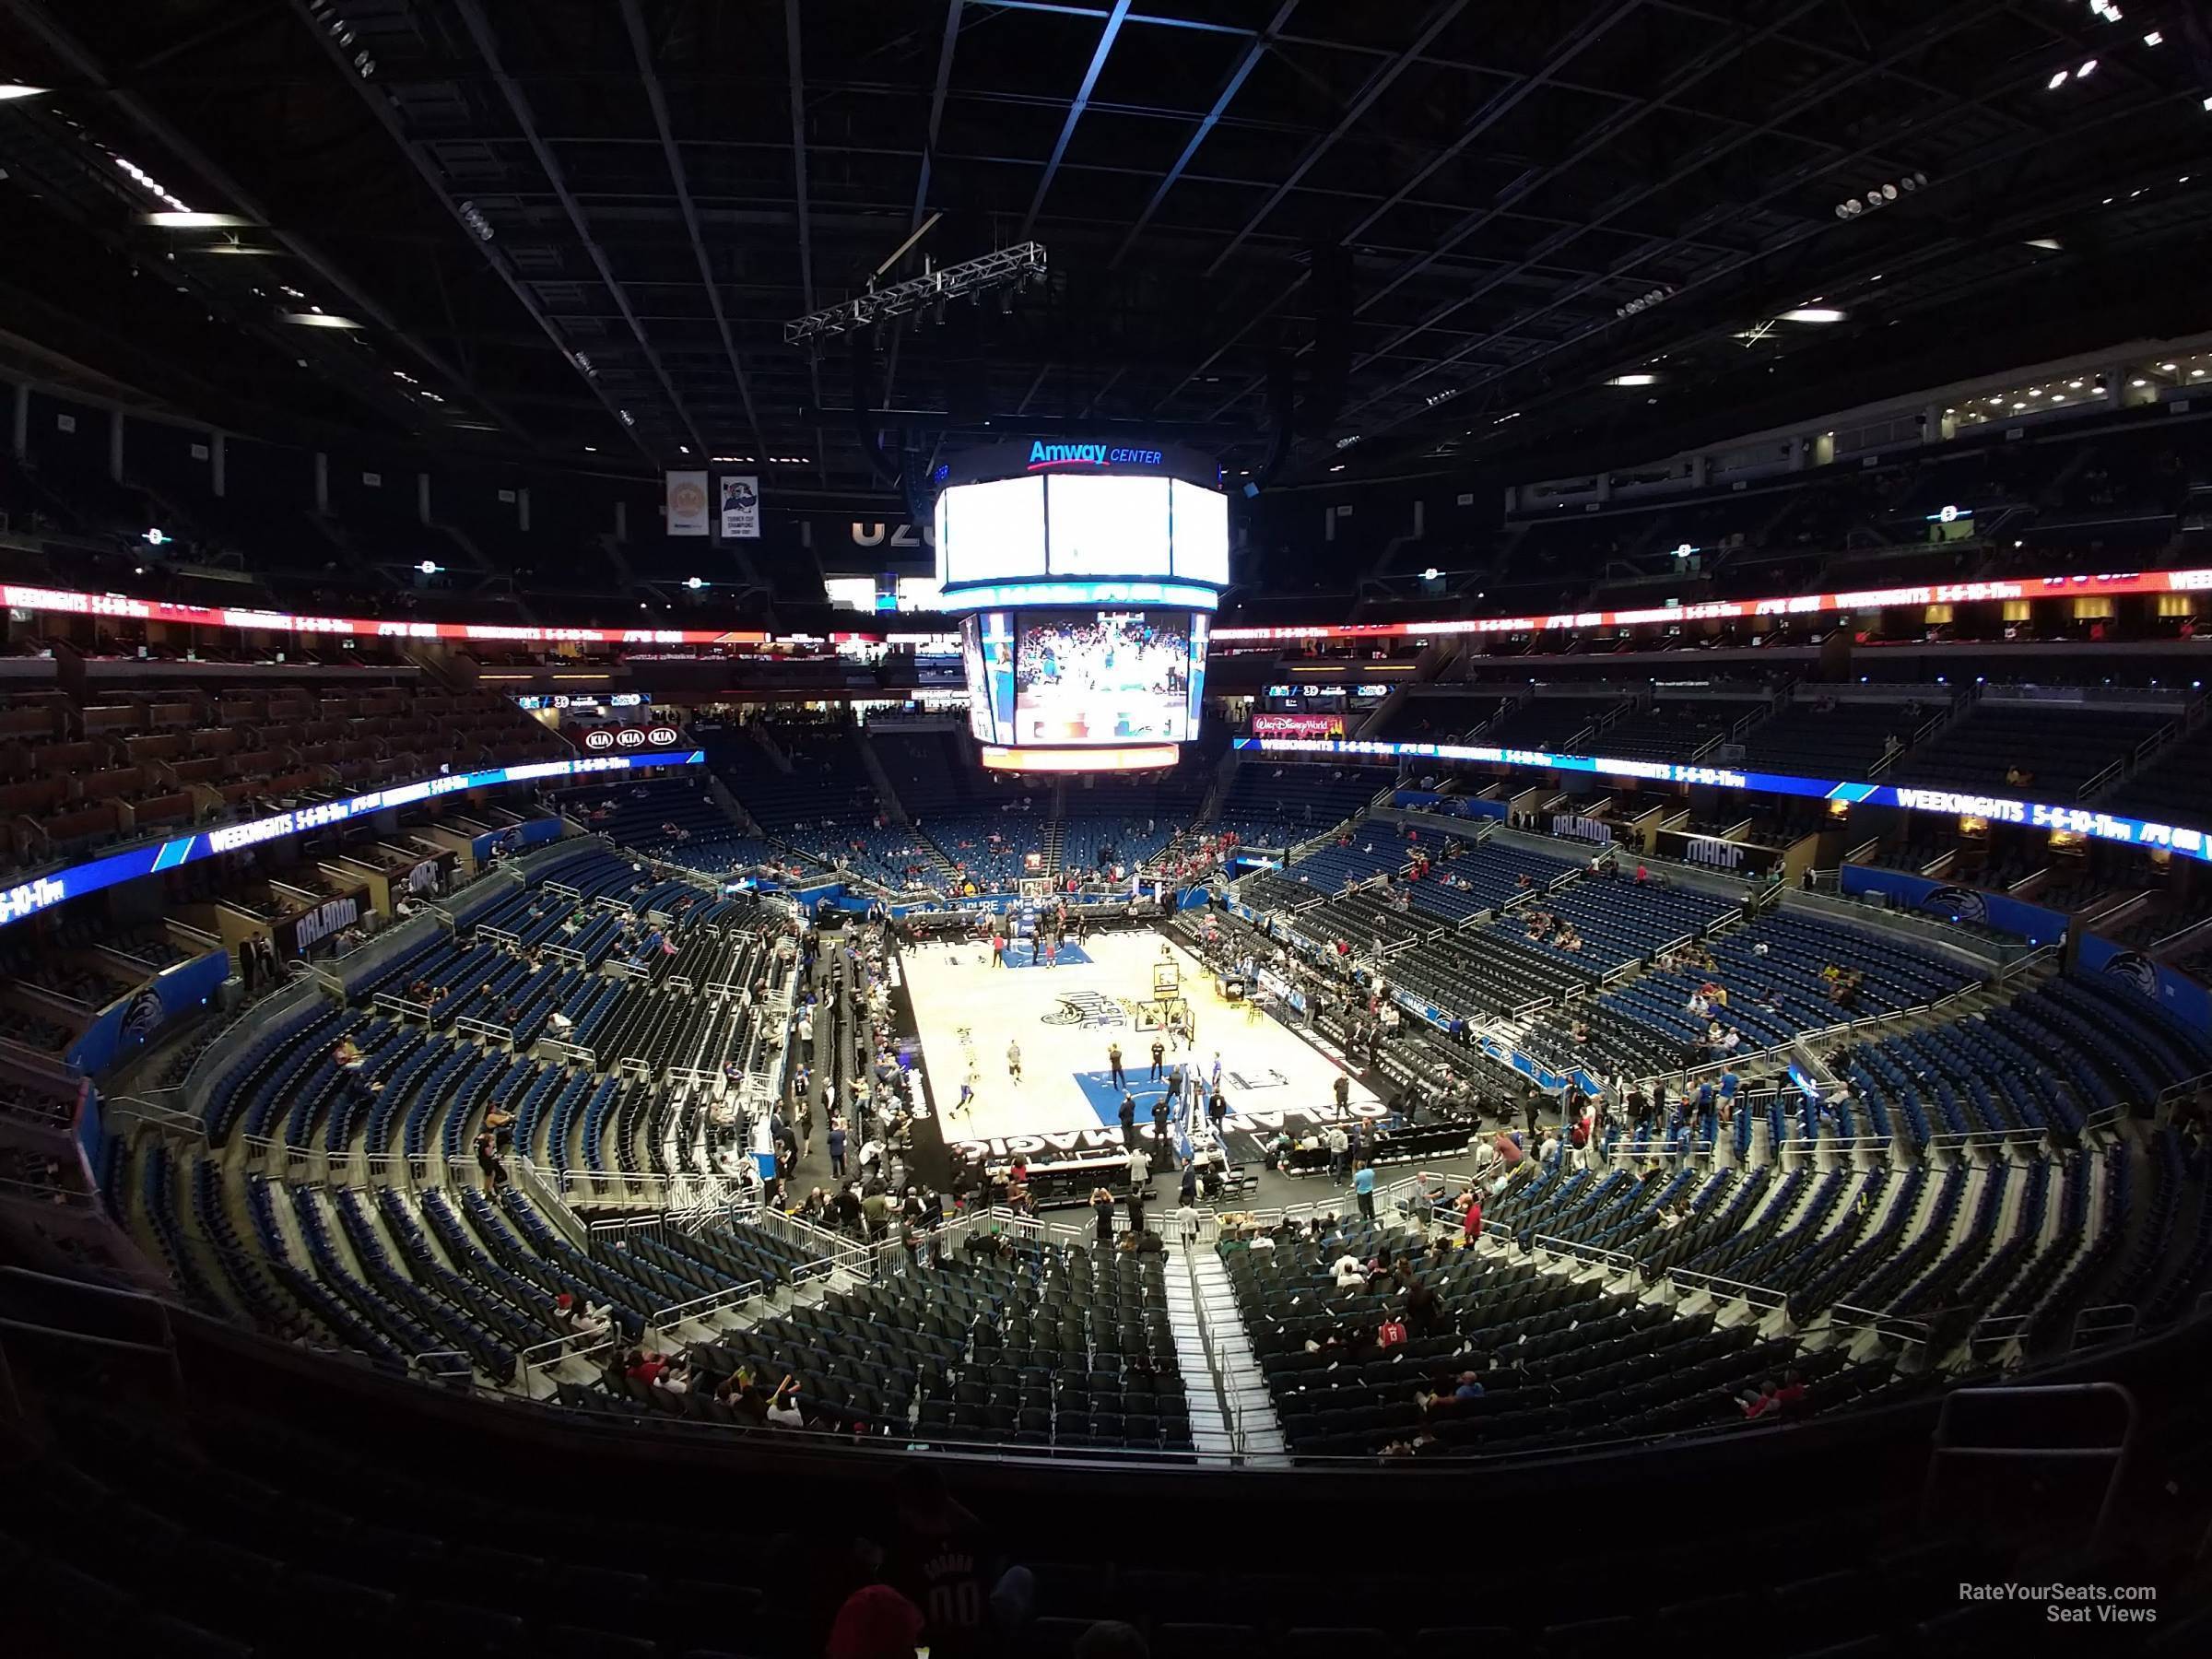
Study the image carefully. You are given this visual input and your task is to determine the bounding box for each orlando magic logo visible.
[1924,885,1989,925]
[1042,992,1127,1029]
[121,988,166,1043]
[2101,949,2162,1002]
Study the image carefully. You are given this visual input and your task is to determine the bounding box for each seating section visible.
[0,679,568,880]
[1597,698,1762,761]
[1527,907,1983,1079]
[555,774,782,872]
[1227,1195,1913,1461]
[1214,761,1394,847]
[678,1237,1196,1454]
[1370,692,1510,742]
[1481,698,1621,751]
[1735,698,1924,777]
[1882,702,2174,800]
[2101,719,2212,828]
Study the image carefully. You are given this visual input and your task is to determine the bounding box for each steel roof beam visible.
[4,0,532,445]
[1348,31,2174,439]
[1338,0,1644,248]
[1109,0,1296,268]
[453,0,706,460]
[1203,0,1470,277]
[618,0,771,477]
[1021,0,1132,237]
[912,0,965,229]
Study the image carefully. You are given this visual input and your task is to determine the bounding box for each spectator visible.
[1462,1188,1484,1242]
[1352,1159,1377,1221]
[826,1584,924,1659]
[475,1130,504,1190]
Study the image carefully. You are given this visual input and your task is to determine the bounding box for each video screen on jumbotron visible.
[1013,609,1197,745]
[959,611,1017,744]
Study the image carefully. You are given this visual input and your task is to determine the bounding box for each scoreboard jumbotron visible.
[934,439,1230,772]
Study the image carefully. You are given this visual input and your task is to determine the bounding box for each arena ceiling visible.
[2,0,2209,501]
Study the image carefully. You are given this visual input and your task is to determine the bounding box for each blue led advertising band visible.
[0,749,707,929]
[1233,735,2212,865]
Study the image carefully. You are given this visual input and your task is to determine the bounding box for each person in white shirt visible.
[547,1008,575,1037]
[1333,1253,1366,1288]
[1126,1145,1151,1187]
[765,1379,803,1427]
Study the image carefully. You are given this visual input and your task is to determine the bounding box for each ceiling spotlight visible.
[283,312,362,328]
[2076,59,2097,77]
[2047,70,2069,89]
[417,560,441,575]
[1780,307,1847,324]
[0,84,48,100]
[1880,183,1899,200]
[457,200,495,242]
[145,211,252,229]
[685,577,707,591]
[1606,373,1658,386]
[2143,30,2162,46]
[2024,237,2063,251]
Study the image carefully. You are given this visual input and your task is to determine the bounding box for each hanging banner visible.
[666,470,710,537]
[720,474,760,540]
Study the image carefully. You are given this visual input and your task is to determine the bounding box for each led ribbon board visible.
[1234,735,2212,865]
[0,749,707,929]
[5,559,2205,649]
[1211,566,2212,641]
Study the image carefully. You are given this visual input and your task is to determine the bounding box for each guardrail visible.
[519,1329,615,1380]
[2070,1302,2138,1351]
[1825,1300,1933,1348]
[1666,1265,1791,1312]
[647,1277,763,1337]
[1529,1233,1640,1276]
[412,1346,473,1382]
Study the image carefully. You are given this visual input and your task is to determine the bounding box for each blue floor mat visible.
[999,941,1096,970]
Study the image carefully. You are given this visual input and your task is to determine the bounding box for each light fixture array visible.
[1835,171,1927,218]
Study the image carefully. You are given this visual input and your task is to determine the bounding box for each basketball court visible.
[898,923,1386,1161]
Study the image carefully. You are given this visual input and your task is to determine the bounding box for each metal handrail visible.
[647,1277,763,1335]
[1921,1382,2138,1555]
[411,1346,472,1380]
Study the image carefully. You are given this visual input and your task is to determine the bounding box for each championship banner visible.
[720,474,760,540]
[666,470,710,537]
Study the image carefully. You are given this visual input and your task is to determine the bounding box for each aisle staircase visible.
[1173,1237,1286,1462]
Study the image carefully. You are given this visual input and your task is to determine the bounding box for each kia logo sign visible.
[615,726,646,747]
[647,725,679,746]
[583,729,615,750]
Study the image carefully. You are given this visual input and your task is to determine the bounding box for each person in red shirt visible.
[1463,1190,1484,1241]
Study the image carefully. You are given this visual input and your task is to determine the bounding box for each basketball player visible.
[1006,1041,1022,1084]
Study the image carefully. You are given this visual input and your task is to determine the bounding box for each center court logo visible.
[1041,992,1125,1028]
